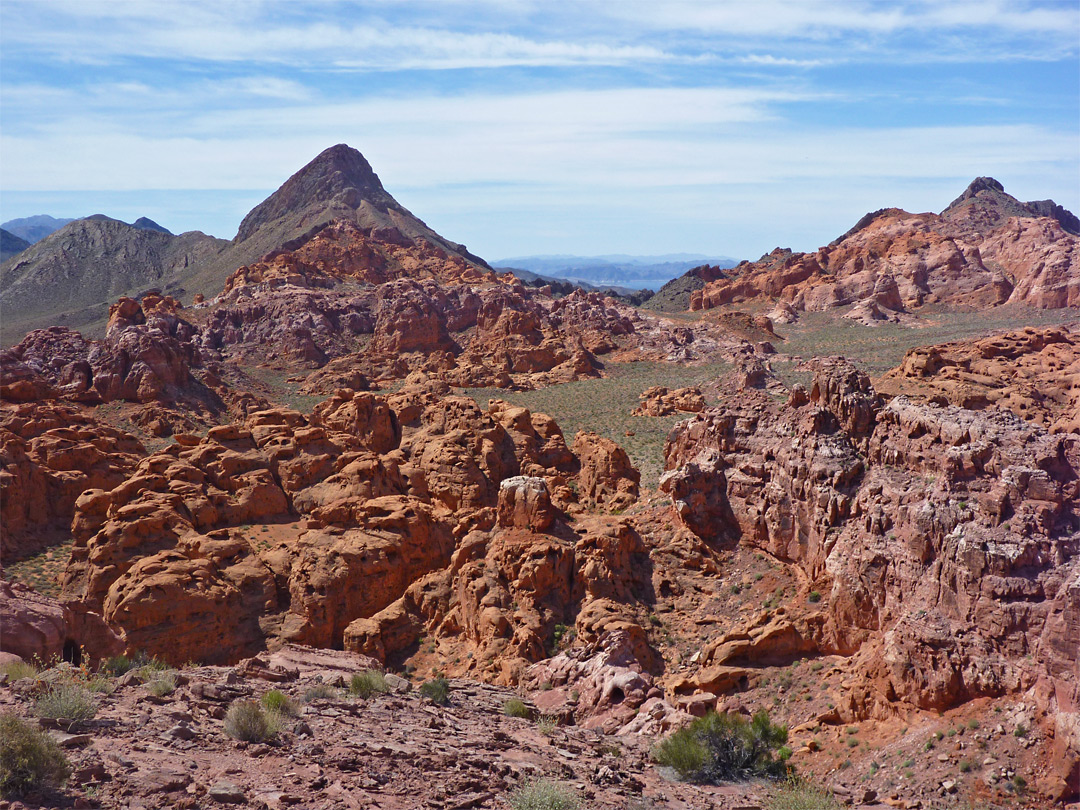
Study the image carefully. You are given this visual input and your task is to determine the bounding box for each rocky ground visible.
[0,646,779,810]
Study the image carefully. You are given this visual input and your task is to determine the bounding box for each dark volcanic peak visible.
[230,143,489,270]
[133,217,172,235]
[235,143,396,243]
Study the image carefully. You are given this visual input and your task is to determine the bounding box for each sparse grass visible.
[0,714,71,798]
[503,698,531,719]
[0,661,39,682]
[302,683,338,702]
[419,677,451,705]
[766,777,843,810]
[773,307,1078,379]
[537,713,558,736]
[507,777,580,810]
[464,360,729,487]
[33,683,97,722]
[145,670,178,697]
[348,670,389,699]
[224,700,278,742]
[261,689,299,717]
[3,538,75,598]
[100,655,135,676]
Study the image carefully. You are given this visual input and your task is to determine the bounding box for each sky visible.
[1,0,1078,262]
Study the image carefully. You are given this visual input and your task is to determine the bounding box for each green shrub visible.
[652,710,789,783]
[0,660,39,682]
[348,670,389,699]
[766,777,842,810]
[807,591,822,604]
[1014,723,1028,738]
[503,698,531,719]
[419,677,451,705]
[100,655,134,676]
[33,683,96,722]
[537,714,558,736]
[0,715,71,798]
[261,689,299,717]
[145,670,177,697]
[507,778,580,810]
[224,700,278,742]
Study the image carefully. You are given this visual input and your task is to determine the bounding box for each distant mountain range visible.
[2,214,76,244]
[493,253,740,291]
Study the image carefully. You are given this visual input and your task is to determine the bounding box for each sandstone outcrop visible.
[690,179,1078,315]
[878,325,1080,433]
[632,385,706,417]
[0,402,145,560]
[663,359,1079,738]
[1,295,213,408]
[56,388,647,672]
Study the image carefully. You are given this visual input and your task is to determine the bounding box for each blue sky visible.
[1,0,1077,262]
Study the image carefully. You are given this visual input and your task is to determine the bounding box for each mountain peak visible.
[943,176,1079,235]
[232,144,489,269]
[235,144,395,244]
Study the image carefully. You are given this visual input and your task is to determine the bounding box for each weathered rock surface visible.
[632,385,706,417]
[0,401,145,560]
[57,388,648,672]
[878,324,1080,434]
[662,357,1079,756]
[690,179,1078,314]
[1,294,213,407]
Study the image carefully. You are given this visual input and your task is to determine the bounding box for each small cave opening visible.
[62,639,82,667]
[609,686,625,705]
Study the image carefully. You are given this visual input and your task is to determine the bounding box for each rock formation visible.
[690,178,1078,314]
[661,356,1079,789]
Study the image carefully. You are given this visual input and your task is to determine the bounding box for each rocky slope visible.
[660,358,1079,801]
[0,218,229,345]
[0,228,31,263]
[689,178,1079,316]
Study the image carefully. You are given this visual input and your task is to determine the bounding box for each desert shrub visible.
[33,683,96,722]
[224,700,278,742]
[348,670,389,699]
[302,683,338,702]
[503,698,531,718]
[100,654,134,676]
[145,670,177,697]
[419,677,451,705]
[0,715,71,798]
[85,675,115,694]
[807,591,822,603]
[537,713,558,736]
[507,777,580,810]
[261,689,299,717]
[652,710,789,783]
[766,777,842,810]
[0,660,39,682]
